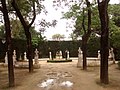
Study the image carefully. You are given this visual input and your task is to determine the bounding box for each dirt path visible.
[0,60,120,90]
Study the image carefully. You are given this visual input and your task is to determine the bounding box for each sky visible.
[35,0,120,40]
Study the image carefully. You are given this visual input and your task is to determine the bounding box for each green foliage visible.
[108,4,120,27]
[63,2,101,38]
[87,34,100,57]
[10,19,26,39]
[110,26,120,59]
[69,33,78,40]
[8,0,45,18]
[91,6,100,30]
[52,34,65,41]
[0,39,116,61]
[108,4,120,60]
[63,4,81,19]
[0,25,5,39]
[30,26,46,48]
[63,3,120,59]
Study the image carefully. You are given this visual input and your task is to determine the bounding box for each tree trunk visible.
[12,0,35,73]
[82,35,87,70]
[1,0,15,87]
[25,29,33,72]
[81,0,91,70]
[97,0,110,84]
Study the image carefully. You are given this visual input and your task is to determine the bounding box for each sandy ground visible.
[0,60,120,90]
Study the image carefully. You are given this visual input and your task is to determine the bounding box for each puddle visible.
[37,79,55,88]
[37,71,73,89]
[37,79,73,88]
[59,81,73,87]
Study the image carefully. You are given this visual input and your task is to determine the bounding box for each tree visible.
[11,0,57,73]
[63,0,92,70]
[1,0,15,87]
[31,28,46,48]
[81,0,91,70]
[97,0,110,84]
[69,33,78,40]
[11,0,37,72]
[108,4,120,27]
[52,34,65,41]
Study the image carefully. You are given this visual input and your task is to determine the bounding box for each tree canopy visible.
[52,34,65,41]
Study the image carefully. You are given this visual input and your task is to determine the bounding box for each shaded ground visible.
[0,60,120,90]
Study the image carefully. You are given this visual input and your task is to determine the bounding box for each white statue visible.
[19,54,22,61]
[24,52,28,61]
[49,52,52,60]
[98,50,100,59]
[5,52,8,64]
[13,50,17,65]
[77,47,82,67]
[108,49,112,59]
[109,48,115,63]
[34,49,39,64]
[67,51,69,59]
[59,50,62,59]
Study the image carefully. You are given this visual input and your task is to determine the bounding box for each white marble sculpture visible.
[24,52,28,61]
[34,49,39,64]
[67,51,70,59]
[109,48,115,63]
[56,51,62,59]
[59,51,62,59]
[19,54,22,61]
[13,50,17,65]
[5,52,8,64]
[77,47,82,67]
[98,50,100,59]
[49,52,52,60]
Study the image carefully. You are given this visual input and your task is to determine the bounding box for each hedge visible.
[0,38,120,62]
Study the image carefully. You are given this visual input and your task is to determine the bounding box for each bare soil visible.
[0,60,120,90]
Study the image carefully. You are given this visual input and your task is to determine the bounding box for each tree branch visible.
[11,0,27,29]
[28,1,36,28]
[82,8,86,34]
[86,0,91,34]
